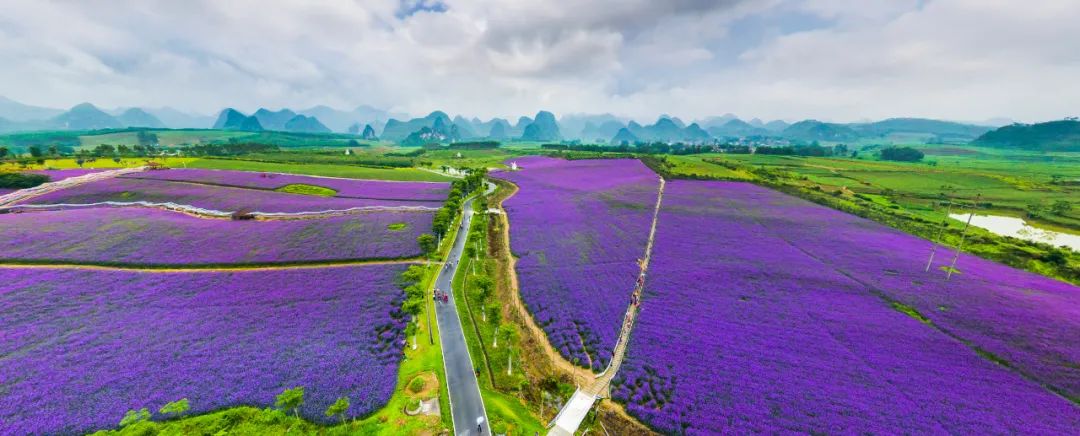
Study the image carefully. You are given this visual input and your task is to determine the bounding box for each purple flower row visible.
[21,177,443,213]
[120,169,450,201]
[0,264,409,435]
[494,156,660,370]
[28,168,108,182]
[0,207,432,264]
[613,180,1080,434]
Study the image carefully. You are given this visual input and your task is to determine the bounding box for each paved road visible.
[434,192,490,436]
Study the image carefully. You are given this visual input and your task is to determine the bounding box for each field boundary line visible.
[0,258,424,272]
[6,201,438,218]
[129,166,454,184]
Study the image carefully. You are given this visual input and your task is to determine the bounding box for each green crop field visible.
[77,130,252,148]
[418,147,520,170]
[692,150,1080,231]
[185,158,454,182]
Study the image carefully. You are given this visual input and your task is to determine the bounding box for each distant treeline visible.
[422,141,501,150]
[753,144,849,157]
[449,141,500,150]
[541,142,722,155]
[185,142,279,156]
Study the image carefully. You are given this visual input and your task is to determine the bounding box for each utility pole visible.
[925,198,954,272]
[947,194,980,280]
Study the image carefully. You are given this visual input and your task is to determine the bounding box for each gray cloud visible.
[0,0,1076,123]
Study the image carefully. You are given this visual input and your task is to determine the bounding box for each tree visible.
[28,145,43,158]
[498,323,518,375]
[0,146,8,159]
[880,146,924,162]
[432,208,452,236]
[275,386,305,419]
[325,396,350,424]
[136,130,158,147]
[159,398,190,417]
[417,233,437,255]
[474,275,494,302]
[47,145,59,156]
[119,408,151,427]
[1026,203,1045,218]
[1050,200,1072,216]
[402,295,424,319]
[401,265,425,284]
[94,144,116,157]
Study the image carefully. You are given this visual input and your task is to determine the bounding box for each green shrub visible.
[274,183,337,196]
[408,377,426,393]
[0,172,48,189]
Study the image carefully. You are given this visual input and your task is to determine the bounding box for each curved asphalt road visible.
[434,189,490,436]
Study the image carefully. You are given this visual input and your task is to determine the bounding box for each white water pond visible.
[950,213,1080,252]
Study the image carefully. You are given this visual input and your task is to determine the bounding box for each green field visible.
[186,158,454,182]
[660,150,1080,231]
[77,130,251,148]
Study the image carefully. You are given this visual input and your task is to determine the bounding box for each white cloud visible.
[0,0,1077,123]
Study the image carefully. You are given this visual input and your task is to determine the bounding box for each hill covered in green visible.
[973,119,1080,151]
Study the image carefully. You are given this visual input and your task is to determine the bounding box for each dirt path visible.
[0,258,423,273]
[492,181,584,379]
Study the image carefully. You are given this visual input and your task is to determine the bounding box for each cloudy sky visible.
[1,0,1077,123]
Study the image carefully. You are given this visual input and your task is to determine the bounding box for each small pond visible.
[950,213,1080,252]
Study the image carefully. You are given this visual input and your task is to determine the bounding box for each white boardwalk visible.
[548,390,597,436]
[545,177,666,435]
[0,167,146,207]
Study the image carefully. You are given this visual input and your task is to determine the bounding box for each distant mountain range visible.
[1,96,1061,149]
[0,97,391,135]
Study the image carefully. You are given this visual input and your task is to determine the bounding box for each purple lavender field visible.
[494,156,660,370]
[0,265,409,435]
[736,181,1080,400]
[0,207,431,264]
[28,168,107,182]
[120,169,449,201]
[20,177,443,212]
[613,180,1080,434]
